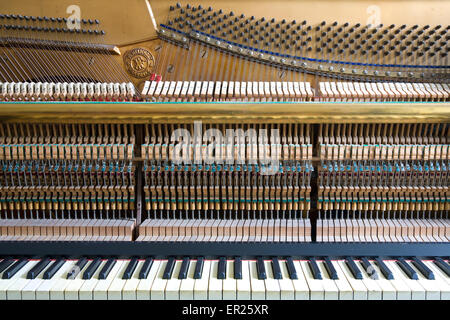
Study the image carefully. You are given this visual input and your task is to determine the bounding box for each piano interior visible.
[0,0,448,300]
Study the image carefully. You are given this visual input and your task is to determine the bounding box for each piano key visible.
[151,260,171,300]
[46,261,78,300]
[165,260,183,300]
[317,261,339,300]
[0,260,38,299]
[194,260,211,300]
[411,257,434,280]
[236,260,251,300]
[138,257,154,279]
[107,260,133,300]
[208,260,223,300]
[163,257,176,280]
[234,257,242,280]
[355,261,382,300]
[365,263,397,300]
[83,258,102,280]
[178,257,190,280]
[345,257,363,280]
[407,260,441,300]
[423,261,450,299]
[386,260,425,300]
[99,258,116,280]
[256,257,266,280]
[43,259,65,280]
[335,260,368,300]
[3,258,28,279]
[323,257,338,280]
[136,260,160,300]
[65,260,91,300]
[249,260,266,300]
[291,261,310,300]
[396,258,418,280]
[327,260,353,300]
[194,257,204,280]
[122,258,139,280]
[433,257,450,277]
[122,260,144,300]
[286,257,298,280]
[93,260,124,300]
[223,260,237,300]
[27,258,51,280]
[271,257,282,280]
[0,259,14,274]
[66,258,88,279]
[375,258,394,280]
[36,260,72,300]
[179,260,196,300]
[79,260,106,300]
[360,257,378,280]
[217,257,226,280]
[278,260,294,300]
[299,260,324,300]
[264,260,281,300]
[308,257,322,280]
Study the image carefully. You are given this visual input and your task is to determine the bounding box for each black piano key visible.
[397,258,418,280]
[286,257,298,280]
[324,257,338,280]
[67,258,88,279]
[309,257,322,280]
[122,258,139,280]
[0,259,14,274]
[99,258,116,280]
[139,258,153,280]
[178,257,190,280]
[412,257,434,280]
[43,259,65,279]
[271,257,282,280]
[163,257,176,279]
[83,258,102,280]
[2,258,28,279]
[375,258,394,280]
[345,257,363,280]
[234,257,242,280]
[360,257,378,280]
[217,257,227,280]
[256,257,266,280]
[194,257,204,280]
[27,258,51,279]
[434,257,450,277]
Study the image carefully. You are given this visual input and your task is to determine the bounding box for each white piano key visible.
[278,261,294,300]
[355,261,382,300]
[423,261,450,299]
[36,261,75,300]
[49,260,78,300]
[79,260,106,300]
[327,260,353,300]
[208,260,223,300]
[150,260,168,300]
[136,260,161,300]
[21,261,50,300]
[299,260,324,300]
[364,263,397,300]
[385,261,425,300]
[223,260,236,300]
[179,260,196,300]
[407,261,440,300]
[194,260,211,300]
[249,261,265,300]
[165,260,182,300]
[107,260,131,300]
[291,261,310,300]
[64,260,90,300]
[2,260,38,300]
[335,260,368,300]
[236,260,251,300]
[122,261,144,300]
[93,260,124,300]
[317,262,339,300]
[264,260,281,300]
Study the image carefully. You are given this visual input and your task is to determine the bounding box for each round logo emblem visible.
[123,47,155,78]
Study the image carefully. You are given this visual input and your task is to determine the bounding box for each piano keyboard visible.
[0,256,448,300]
